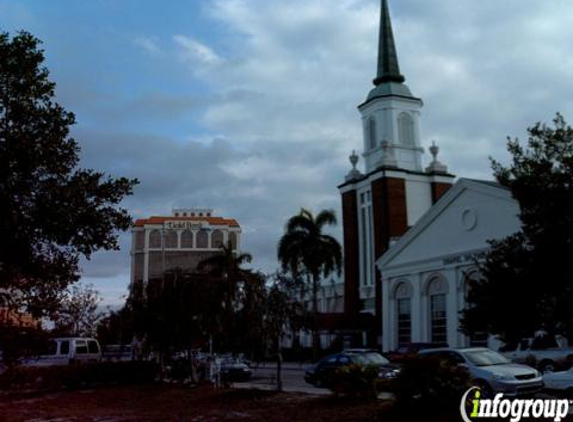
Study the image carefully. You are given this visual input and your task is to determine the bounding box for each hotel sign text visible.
[163,221,206,230]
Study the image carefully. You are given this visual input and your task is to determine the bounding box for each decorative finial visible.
[429,141,439,161]
[345,150,363,182]
[425,140,448,174]
[350,150,359,169]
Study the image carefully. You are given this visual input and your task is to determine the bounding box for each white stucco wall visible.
[378,179,521,352]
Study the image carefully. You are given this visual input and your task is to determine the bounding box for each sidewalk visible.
[235,382,330,396]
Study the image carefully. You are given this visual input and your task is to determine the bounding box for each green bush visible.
[392,356,471,414]
[0,361,158,393]
[329,364,381,399]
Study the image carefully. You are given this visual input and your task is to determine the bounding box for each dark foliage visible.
[329,364,381,400]
[0,361,157,392]
[0,31,138,317]
[277,208,342,360]
[392,356,471,414]
[461,114,573,343]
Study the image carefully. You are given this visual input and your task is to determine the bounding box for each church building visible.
[338,0,520,350]
[338,0,455,346]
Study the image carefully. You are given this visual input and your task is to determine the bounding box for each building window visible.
[135,231,145,250]
[164,230,178,248]
[430,294,447,343]
[395,282,412,346]
[196,230,209,248]
[368,118,377,149]
[361,208,367,286]
[228,232,238,250]
[149,230,161,248]
[181,230,193,248]
[358,189,374,289]
[212,229,224,248]
[397,298,411,345]
[464,270,488,347]
[428,277,448,344]
[398,112,415,146]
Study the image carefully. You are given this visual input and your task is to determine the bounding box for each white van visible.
[25,337,101,367]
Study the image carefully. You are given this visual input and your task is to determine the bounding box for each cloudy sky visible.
[2,0,573,306]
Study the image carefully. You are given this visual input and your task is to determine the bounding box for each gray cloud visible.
[8,0,573,305]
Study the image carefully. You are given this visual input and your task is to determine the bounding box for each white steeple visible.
[358,0,424,174]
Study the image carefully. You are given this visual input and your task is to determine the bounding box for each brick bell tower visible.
[339,0,455,347]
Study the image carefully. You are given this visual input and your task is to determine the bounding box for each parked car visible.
[501,336,573,373]
[219,358,252,382]
[419,347,543,397]
[23,337,101,367]
[304,351,397,388]
[385,342,448,363]
[543,368,573,398]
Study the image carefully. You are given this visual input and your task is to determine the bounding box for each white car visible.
[24,337,101,367]
[543,368,573,397]
[419,347,543,397]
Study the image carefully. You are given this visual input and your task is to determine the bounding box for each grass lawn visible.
[0,384,464,422]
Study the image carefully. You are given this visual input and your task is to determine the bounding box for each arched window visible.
[196,230,209,248]
[427,277,448,343]
[394,282,413,346]
[149,230,161,248]
[211,230,224,248]
[165,230,178,248]
[181,230,194,248]
[398,112,415,146]
[228,232,238,250]
[463,270,488,347]
[368,118,377,149]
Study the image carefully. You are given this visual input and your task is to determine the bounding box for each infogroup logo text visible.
[460,387,570,422]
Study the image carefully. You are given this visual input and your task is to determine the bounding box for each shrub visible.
[392,356,471,414]
[0,361,158,393]
[329,364,381,399]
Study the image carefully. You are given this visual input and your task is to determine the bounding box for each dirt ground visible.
[0,384,459,422]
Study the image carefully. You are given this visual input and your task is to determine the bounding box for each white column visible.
[411,275,422,343]
[143,228,150,284]
[130,230,136,288]
[382,277,390,352]
[418,273,426,342]
[445,269,459,347]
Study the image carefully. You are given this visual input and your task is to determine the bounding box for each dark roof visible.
[373,0,405,86]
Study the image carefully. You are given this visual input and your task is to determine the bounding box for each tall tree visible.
[264,273,305,391]
[197,240,252,321]
[461,113,573,344]
[52,284,102,337]
[277,208,341,360]
[0,31,138,316]
[129,270,226,379]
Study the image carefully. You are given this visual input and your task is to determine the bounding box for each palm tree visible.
[197,240,252,323]
[277,208,342,360]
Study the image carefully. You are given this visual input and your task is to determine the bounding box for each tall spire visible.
[373,0,405,86]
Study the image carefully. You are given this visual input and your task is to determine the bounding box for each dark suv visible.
[304,351,396,388]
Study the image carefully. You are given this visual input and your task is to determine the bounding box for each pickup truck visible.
[502,337,573,373]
